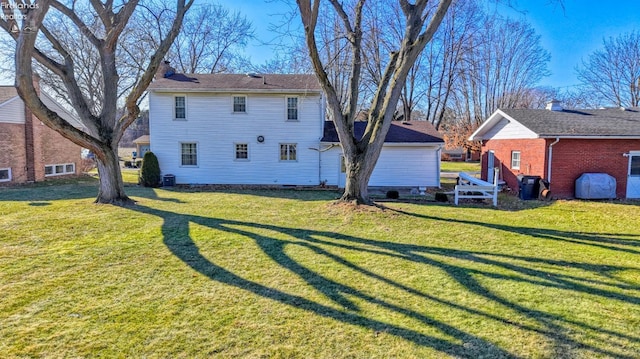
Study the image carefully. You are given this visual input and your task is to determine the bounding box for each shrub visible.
[386,190,400,199]
[139,151,161,187]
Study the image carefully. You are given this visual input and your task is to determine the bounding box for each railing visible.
[454,168,499,207]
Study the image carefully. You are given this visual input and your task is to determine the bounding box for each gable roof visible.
[148,73,322,93]
[322,121,444,144]
[470,107,640,140]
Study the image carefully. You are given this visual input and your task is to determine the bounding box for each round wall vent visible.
[257,135,265,143]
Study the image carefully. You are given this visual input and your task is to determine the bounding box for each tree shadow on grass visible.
[127,203,640,358]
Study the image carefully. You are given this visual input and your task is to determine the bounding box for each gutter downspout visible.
[547,137,560,189]
[436,144,443,188]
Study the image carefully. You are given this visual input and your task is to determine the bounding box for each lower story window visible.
[511,151,521,170]
[45,163,75,177]
[0,168,11,182]
[235,143,248,160]
[181,142,198,166]
[280,143,297,161]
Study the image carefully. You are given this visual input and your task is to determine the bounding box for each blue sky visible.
[217,0,640,89]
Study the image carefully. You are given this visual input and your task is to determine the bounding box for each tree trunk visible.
[340,145,380,205]
[95,146,132,205]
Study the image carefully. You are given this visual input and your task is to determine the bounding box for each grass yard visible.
[1,179,639,358]
[441,161,481,173]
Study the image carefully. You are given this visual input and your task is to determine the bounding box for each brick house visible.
[469,101,640,199]
[0,85,83,185]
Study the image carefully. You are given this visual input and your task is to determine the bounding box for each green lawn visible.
[1,179,639,358]
[441,161,481,173]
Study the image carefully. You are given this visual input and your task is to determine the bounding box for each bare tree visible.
[0,0,193,204]
[576,31,640,108]
[169,3,253,74]
[297,0,452,204]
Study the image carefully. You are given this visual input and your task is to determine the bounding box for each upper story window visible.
[235,143,249,160]
[287,97,298,121]
[181,142,198,166]
[233,96,246,113]
[511,151,521,170]
[0,168,11,182]
[280,143,297,161]
[174,96,186,120]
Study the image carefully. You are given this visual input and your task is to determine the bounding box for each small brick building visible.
[0,86,83,185]
[469,101,640,199]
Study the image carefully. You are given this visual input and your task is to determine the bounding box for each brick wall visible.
[481,138,640,199]
[0,123,27,184]
[33,117,83,181]
[549,139,640,198]
[481,138,547,191]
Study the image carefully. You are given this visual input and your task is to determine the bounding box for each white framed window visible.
[0,168,11,182]
[235,143,249,160]
[233,95,246,113]
[511,151,521,170]
[174,96,186,120]
[44,163,75,177]
[280,143,297,161]
[181,142,198,166]
[286,97,298,121]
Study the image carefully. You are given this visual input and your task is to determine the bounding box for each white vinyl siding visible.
[0,168,11,182]
[483,117,538,139]
[321,145,441,187]
[149,91,323,185]
[0,97,24,124]
[44,163,75,177]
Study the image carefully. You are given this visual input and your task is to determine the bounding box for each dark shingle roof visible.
[321,121,444,143]
[148,73,321,92]
[500,107,640,137]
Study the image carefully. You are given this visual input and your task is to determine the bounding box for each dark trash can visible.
[163,174,176,187]
[517,175,541,200]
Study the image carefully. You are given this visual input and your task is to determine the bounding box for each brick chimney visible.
[545,99,563,112]
[155,60,175,79]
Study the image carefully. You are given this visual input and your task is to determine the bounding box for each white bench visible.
[454,168,499,206]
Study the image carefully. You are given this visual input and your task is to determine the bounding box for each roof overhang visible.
[148,88,322,95]
[538,135,640,140]
[468,109,537,141]
[320,141,443,147]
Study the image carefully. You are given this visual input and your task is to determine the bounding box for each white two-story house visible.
[148,69,444,188]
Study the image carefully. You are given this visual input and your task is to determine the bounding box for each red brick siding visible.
[549,139,640,198]
[0,123,28,184]
[481,138,547,191]
[33,118,83,181]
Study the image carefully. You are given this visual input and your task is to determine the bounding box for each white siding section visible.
[0,97,24,124]
[320,145,441,187]
[483,118,538,139]
[150,92,323,185]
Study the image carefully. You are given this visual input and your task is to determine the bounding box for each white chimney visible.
[546,100,563,111]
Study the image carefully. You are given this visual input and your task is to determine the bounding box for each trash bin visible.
[517,174,541,200]
[163,174,176,187]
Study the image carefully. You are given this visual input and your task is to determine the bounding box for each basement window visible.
[45,163,75,177]
[0,168,11,182]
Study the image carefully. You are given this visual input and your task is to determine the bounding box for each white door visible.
[487,150,495,183]
[626,152,640,199]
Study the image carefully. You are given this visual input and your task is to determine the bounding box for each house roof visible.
[321,121,444,144]
[133,135,150,144]
[470,107,640,140]
[0,86,18,104]
[148,73,322,93]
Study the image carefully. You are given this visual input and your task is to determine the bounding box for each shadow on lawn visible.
[129,204,640,358]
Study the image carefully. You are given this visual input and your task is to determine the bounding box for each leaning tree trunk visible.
[94,145,131,204]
